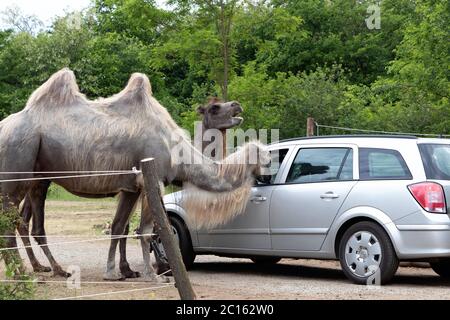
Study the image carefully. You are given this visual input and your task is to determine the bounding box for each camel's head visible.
[197,98,243,130]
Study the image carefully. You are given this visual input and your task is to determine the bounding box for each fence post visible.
[306,117,316,137]
[140,158,196,300]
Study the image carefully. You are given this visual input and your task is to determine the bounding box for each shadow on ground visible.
[191,259,450,287]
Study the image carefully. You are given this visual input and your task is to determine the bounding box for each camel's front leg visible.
[140,236,156,280]
[104,238,122,280]
[104,191,140,281]
[139,195,170,283]
[119,223,140,278]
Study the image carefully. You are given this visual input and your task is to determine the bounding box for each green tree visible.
[373,0,449,134]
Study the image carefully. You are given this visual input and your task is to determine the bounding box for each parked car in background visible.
[161,135,450,284]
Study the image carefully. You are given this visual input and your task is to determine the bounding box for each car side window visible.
[286,148,353,184]
[359,148,412,180]
[255,148,289,185]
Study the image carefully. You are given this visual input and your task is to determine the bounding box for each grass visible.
[46,184,179,201]
[45,183,179,234]
[46,184,116,201]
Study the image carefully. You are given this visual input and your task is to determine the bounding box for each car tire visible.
[155,216,196,270]
[430,258,450,278]
[250,257,282,265]
[339,221,399,285]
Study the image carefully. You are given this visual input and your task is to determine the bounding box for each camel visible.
[16,96,245,278]
[0,68,269,281]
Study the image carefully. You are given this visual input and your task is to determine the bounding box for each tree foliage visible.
[0,0,448,137]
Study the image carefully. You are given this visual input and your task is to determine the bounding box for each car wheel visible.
[251,257,281,264]
[339,221,398,285]
[155,216,196,270]
[430,258,450,278]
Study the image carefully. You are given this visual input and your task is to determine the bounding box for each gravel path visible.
[9,240,450,300]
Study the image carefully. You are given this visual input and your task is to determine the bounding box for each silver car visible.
[162,135,450,284]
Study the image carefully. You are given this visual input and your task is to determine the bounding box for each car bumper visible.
[390,224,450,259]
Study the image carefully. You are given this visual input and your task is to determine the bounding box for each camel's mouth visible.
[232,106,243,123]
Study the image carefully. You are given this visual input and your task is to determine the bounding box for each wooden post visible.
[140,158,196,300]
[306,117,316,137]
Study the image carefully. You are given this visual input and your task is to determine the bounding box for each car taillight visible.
[408,182,447,214]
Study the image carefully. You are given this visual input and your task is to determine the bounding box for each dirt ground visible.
[2,199,450,300]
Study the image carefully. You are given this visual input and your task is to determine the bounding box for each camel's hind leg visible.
[0,120,41,274]
[104,191,140,281]
[1,194,27,275]
[29,181,69,277]
[17,195,51,273]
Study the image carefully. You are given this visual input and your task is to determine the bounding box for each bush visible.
[0,204,35,300]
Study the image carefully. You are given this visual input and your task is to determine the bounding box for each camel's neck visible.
[201,123,227,159]
[173,138,250,193]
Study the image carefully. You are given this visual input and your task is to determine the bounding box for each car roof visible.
[271,135,450,147]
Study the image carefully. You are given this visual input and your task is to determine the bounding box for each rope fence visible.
[0,169,141,183]
[53,284,174,300]
[0,168,178,300]
[0,233,157,252]
[0,268,173,287]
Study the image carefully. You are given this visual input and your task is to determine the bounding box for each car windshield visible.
[419,143,450,180]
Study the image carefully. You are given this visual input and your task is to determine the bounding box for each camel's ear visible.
[197,105,206,114]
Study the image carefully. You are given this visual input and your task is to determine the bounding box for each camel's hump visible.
[123,73,153,95]
[25,68,85,109]
[105,72,153,108]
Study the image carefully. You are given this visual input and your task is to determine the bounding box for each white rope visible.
[0,168,142,183]
[0,233,157,252]
[0,235,137,238]
[0,267,172,287]
[0,172,134,184]
[52,284,174,300]
[0,278,169,286]
[0,170,137,174]
[315,123,450,137]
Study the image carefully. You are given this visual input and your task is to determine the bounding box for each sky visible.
[0,0,91,26]
[0,0,168,29]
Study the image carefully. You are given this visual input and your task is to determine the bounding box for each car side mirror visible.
[255,174,272,185]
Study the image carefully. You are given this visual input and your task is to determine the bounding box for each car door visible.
[197,146,293,250]
[270,144,358,251]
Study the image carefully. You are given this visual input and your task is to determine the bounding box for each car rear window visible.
[418,144,450,180]
[359,148,412,180]
[286,148,353,183]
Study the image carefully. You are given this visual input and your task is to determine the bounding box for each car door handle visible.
[320,192,340,200]
[250,196,267,203]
